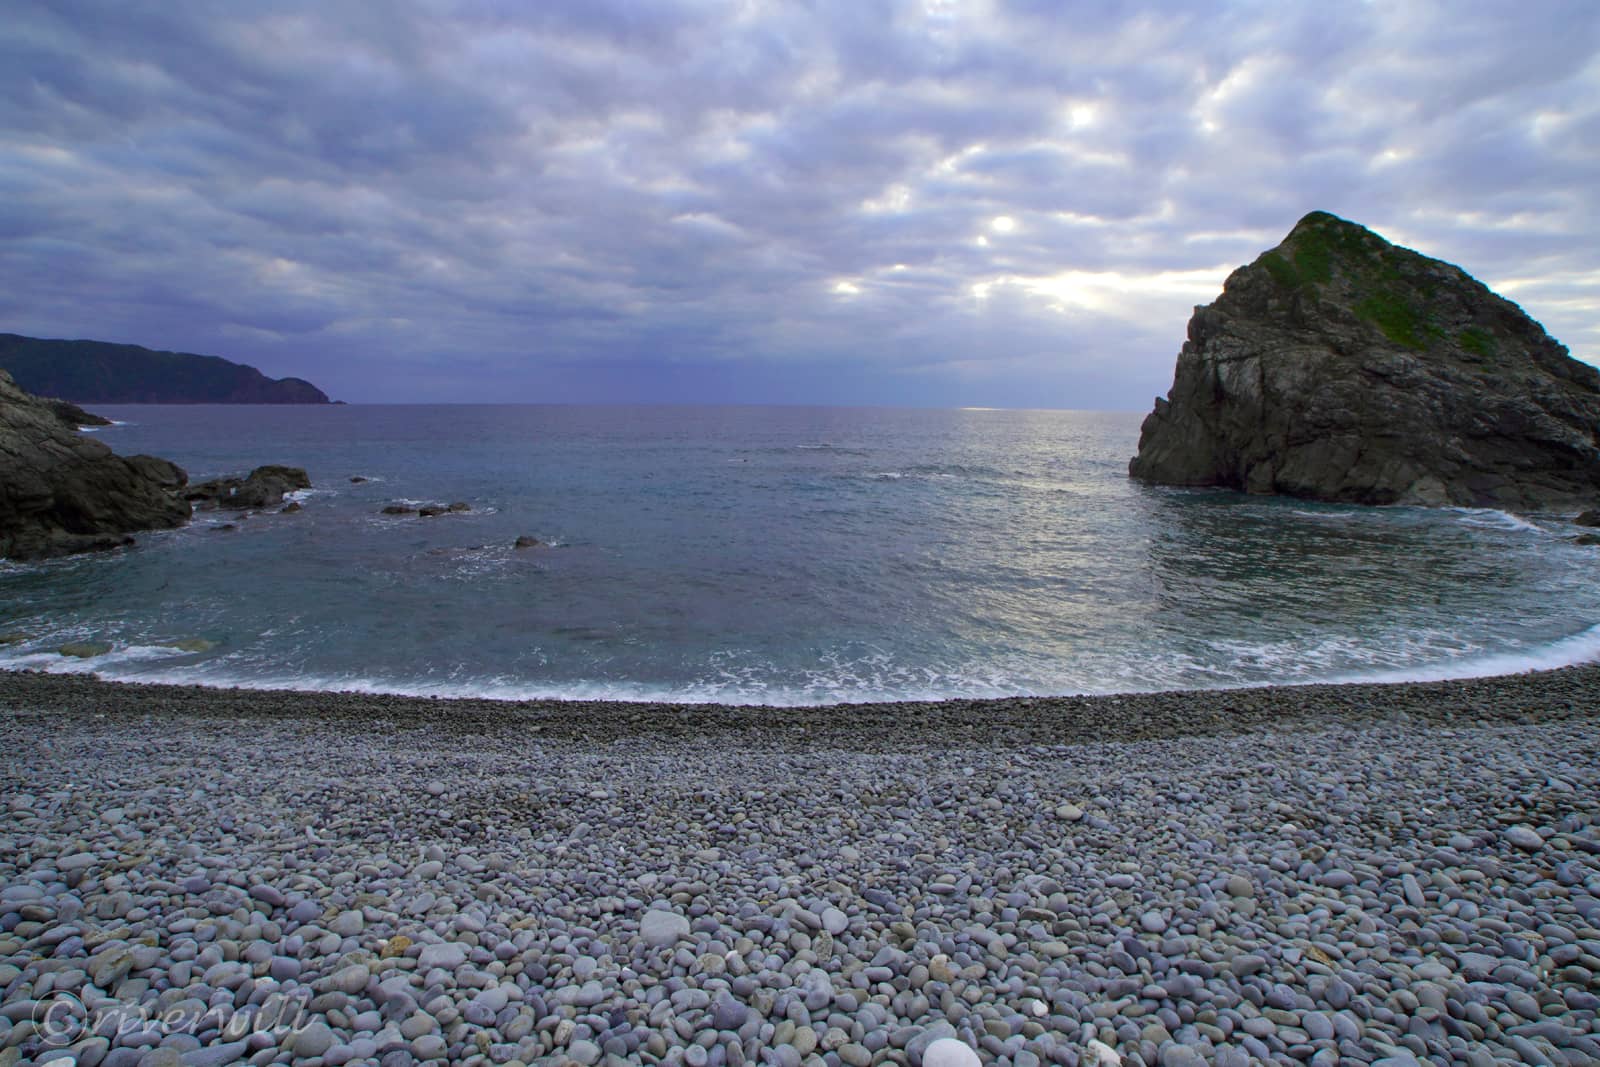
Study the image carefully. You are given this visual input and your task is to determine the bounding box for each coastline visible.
[4,661,1600,747]
[2,666,1598,1066]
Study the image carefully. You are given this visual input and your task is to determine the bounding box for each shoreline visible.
[2,665,1598,1065]
[4,662,1600,748]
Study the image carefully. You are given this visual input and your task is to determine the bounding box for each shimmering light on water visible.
[2,405,1597,704]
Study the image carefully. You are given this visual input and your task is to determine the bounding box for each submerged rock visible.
[58,641,112,658]
[0,370,190,560]
[1130,211,1600,510]
[187,465,311,510]
[381,504,416,515]
[513,535,546,549]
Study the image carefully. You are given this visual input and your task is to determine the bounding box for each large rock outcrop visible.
[187,465,312,510]
[1129,211,1600,510]
[0,371,190,559]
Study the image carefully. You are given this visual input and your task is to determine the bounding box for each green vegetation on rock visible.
[1354,291,1428,350]
[1290,232,1333,284]
[1130,209,1600,510]
[1260,251,1303,290]
[1458,326,1496,358]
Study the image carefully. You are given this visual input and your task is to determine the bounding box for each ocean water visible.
[3,404,1598,705]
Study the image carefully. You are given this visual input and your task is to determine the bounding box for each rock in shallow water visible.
[1129,210,1600,510]
[0,371,190,560]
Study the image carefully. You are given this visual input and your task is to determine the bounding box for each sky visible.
[2,2,1597,408]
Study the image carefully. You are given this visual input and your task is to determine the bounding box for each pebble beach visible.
[1,667,1598,1067]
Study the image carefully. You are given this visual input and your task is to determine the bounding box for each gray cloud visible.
[1,0,1595,405]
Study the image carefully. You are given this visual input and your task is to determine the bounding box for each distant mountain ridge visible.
[0,333,331,404]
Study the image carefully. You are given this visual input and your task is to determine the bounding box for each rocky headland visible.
[0,333,331,405]
[0,371,190,560]
[1129,212,1600,511]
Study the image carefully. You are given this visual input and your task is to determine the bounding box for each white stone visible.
[923,1038,982,1067]
[1087,1038,1123,1066]
[821,907,849,936]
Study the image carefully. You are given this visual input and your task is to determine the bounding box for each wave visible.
[1336,622,1600,685]
[1446,507,1545,534]
[1290,509,1362,521]
[8,621,1600,707]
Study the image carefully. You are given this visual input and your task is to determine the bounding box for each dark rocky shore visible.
[2,668,1598,1066]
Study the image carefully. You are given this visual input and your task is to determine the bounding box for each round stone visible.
[293,1021,336,1059]
[640,909,691,948]
[1505,826,1544,850]
[923,1038,982,1067]
[567,1039,602,1065]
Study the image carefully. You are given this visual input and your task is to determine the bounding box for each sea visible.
[3,404,1598,705]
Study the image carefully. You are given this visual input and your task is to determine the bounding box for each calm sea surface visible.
[3,404,1597,704]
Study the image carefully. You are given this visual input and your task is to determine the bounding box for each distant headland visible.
[0,332,332,404]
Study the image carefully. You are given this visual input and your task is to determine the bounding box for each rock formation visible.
[0,371,190,559]
[1129,211,1600,510]
[44,398,112,429]
[0,333,331,404]
[187,466,312,510]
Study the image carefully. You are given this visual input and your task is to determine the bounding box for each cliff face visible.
[1129,212,1600,511]
[0,334,331,404]
[0,371,191,560]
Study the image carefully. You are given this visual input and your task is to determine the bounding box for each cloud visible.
[0,0,1595,405]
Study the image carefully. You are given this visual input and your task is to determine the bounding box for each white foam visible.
[1446,507,1545,534]
[0,640,201,678]
[11,618,1600,709]
[1290,509,1361,521]
[1338,622,1600,685]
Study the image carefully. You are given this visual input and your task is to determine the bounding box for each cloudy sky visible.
[3,2,1597,406]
